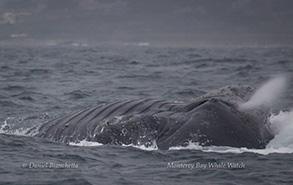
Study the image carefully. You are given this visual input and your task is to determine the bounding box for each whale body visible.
[33,85,274,149]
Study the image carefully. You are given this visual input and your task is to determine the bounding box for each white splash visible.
[69,139,159,150]
[240,76,286,109]
[0,117,30,136]
[69,140,103,147]
[169,141,293,155]
[267,110,293,149]
[122,141,158,151]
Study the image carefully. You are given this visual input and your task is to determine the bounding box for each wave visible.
[64,90,92,100]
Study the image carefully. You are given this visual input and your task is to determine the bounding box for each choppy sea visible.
[0,45,293,185]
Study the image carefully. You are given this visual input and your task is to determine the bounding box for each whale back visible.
[195,85,255,104]
[36,99,182,143]
[34,85,274,149]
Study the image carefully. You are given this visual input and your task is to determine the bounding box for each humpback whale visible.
[33,85,274,149]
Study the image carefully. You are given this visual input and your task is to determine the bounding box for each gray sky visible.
[0,0,293,46]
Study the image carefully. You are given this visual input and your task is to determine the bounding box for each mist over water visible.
[240,76,287,109]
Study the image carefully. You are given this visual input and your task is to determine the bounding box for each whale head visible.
[156,85,274,149]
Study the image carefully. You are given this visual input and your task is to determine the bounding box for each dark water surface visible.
[0,46,293,184]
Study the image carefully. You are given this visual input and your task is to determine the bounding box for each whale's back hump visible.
[36,99,181,143]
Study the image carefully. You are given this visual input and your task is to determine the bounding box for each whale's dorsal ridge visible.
[195,84,255,105]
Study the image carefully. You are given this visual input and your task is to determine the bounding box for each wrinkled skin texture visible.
[33,85,274,149]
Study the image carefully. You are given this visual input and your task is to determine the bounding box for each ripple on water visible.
[64,90,92,100]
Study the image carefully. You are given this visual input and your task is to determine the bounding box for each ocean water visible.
[0,45,293,184]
